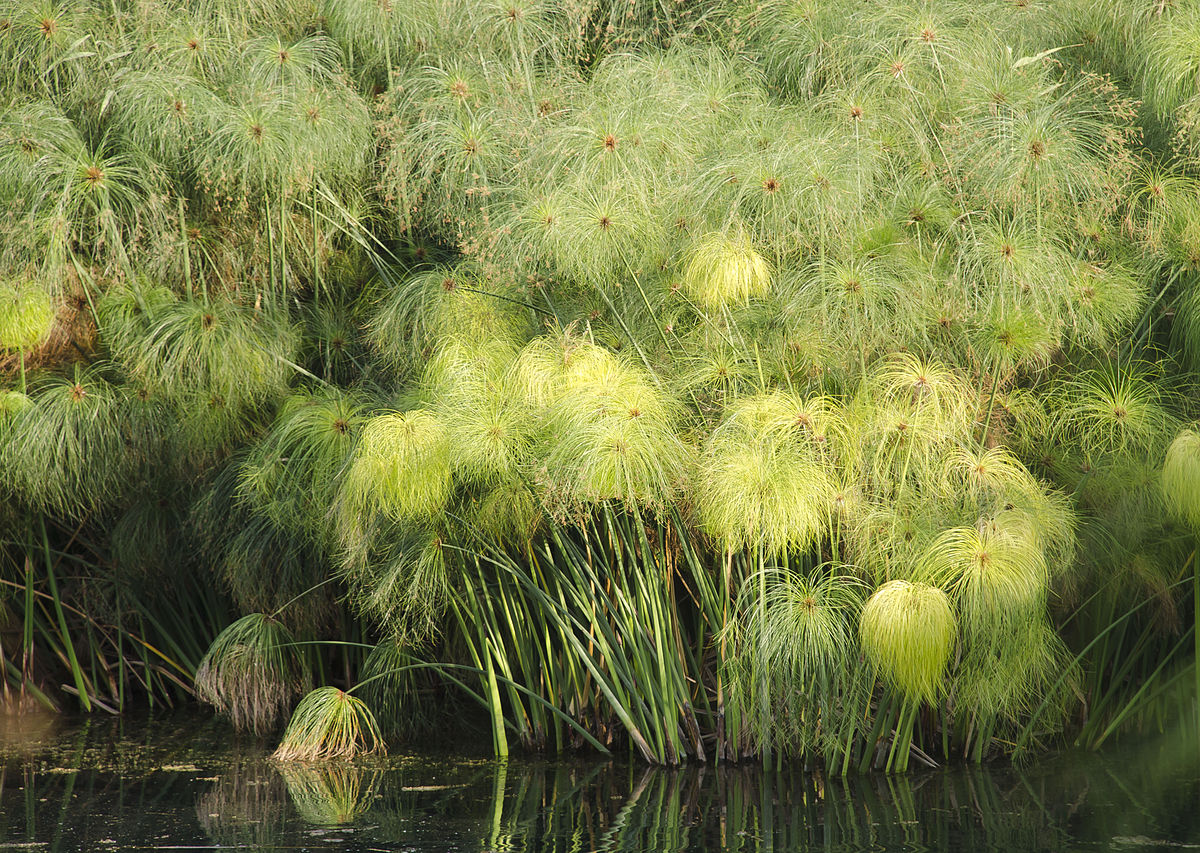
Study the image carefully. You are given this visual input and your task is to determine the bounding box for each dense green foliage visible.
[1,0,1198,767]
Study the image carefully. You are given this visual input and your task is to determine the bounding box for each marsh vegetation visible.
[0,0,1198,768]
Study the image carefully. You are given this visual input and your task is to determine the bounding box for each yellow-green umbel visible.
[273,686,384,761]
[860,580,956,703]
[0,284,55,350]
[1163,428,1200,530]
[339,410,452,521]
[919,523,1048,635]
[0,390,31,420]
[682,232,771,311]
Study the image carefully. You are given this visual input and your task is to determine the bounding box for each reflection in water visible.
[279,762,381,826]
[195,759,290,848]
[0,712,1196,851]
[0,707,59,753]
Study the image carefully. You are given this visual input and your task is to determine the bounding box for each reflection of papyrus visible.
[195,759,289,850]
[279,762,380,826]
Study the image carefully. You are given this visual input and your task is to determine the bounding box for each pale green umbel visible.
[1142,4,1200,154]
[366,266,528,371]
[1171,271,1200,373]
[111,71,219,170]
[946,445,1036,502]
[919,521,1048,633]
[739,568,863,684]
[868,352,974,435]
[744,0,854,97]
[1054,365,1175,457]
[0,390,31,419]
[437,382,531,488]
[350,527,451,645]
[0,368,134,517]
[540,344,691,510]
[696,393,837,554]
[274,686,385,761]
[0,281,55,350]
[509,332,592,409]
[785,255,916,373]
[129,297,297,409]
[338,410,452,522]
[726,566,865,753]
[954,617,1069,721]
[1063,258,1144,348]
[238,391,366,538]
[95,278,178,363]
[1162,429,1200,529]
[319,0,439,85]
[473,479,541,543]
[434,361,531,488]
[943,445,1078,573]
[682,231,772,311]
[860,579,956,703]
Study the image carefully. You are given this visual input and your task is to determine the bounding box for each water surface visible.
[1,710,1197,852]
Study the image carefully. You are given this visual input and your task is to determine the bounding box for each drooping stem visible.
[179,194,192,300]
[280,186,289,300]
[311,183,320,307]
[978,350,1003,449]
[594,286,658,379]
[265,194,276,301]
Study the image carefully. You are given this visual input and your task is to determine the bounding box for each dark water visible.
[1,710,1198,852]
